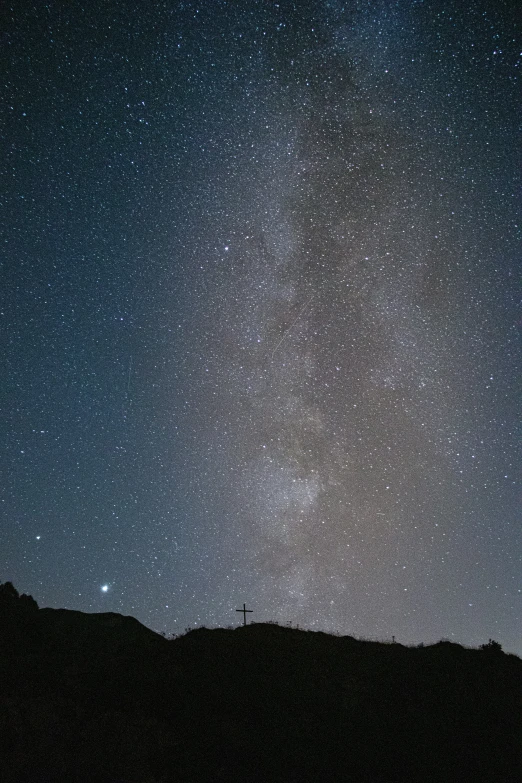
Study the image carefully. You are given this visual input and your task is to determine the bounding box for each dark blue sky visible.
[2,0,520,654]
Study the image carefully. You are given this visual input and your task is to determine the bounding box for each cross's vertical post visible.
[236,603,253,626]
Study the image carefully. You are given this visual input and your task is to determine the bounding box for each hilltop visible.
[0,583,520,782]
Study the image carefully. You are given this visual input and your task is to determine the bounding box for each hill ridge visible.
[1,585,521,782]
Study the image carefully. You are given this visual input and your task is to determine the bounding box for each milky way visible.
[2,0,520,653]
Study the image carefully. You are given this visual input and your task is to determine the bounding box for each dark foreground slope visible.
[0,589,520,783]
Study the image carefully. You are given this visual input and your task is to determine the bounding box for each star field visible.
[1,0,520,654]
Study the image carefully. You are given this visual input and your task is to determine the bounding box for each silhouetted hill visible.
[0,586,520,782]
[38,606,166,649]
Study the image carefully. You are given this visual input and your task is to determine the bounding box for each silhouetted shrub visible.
[480,638,503,654]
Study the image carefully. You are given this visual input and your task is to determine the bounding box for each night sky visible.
[2,0,520,654]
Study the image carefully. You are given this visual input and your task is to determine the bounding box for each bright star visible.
[101,584,109,593]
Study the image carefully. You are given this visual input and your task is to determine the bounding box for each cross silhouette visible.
[235,603,253,626]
